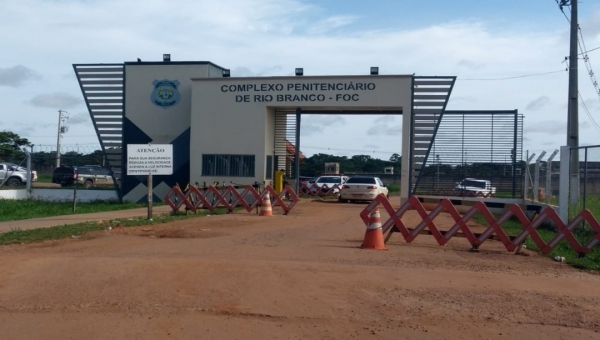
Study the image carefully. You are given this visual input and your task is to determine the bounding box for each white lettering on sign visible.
[220,81,377,103]
[127,144,173,175]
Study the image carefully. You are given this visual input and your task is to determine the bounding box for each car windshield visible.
[345,177,376,184]
[7,165,25,171]
[461,180,486,188]
[316,177,342,184]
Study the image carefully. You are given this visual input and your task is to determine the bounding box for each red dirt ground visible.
[0,198,599,339]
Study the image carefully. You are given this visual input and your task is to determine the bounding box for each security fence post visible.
[533,152,546,202]
[583,147,588,213]
[559,146,570,223]
[545,150,559,204]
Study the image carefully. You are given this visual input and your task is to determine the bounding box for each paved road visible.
[0,205,173,233]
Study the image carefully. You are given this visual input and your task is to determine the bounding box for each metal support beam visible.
[295,108,301,194]
[545,149,559,204]
[533,151,546,202]
[567,0,580,205]
[559,146,570,223]
[524,152,535,200]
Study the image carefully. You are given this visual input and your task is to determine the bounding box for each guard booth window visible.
[266,155,273,180]
[202,154,255,177]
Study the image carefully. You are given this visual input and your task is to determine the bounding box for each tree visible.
[0,131,31,163]
[389,153,400,163]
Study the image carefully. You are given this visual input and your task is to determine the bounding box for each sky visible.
[2,0,600,161]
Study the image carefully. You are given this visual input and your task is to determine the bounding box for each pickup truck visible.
[454,178,496,196]
[53,166,114,188]
[0,163,38,187]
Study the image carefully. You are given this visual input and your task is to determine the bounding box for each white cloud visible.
[0,65,41,87]
[28,92,83,109]
[457,60,484,70]
[68,113,91,125]
[525,96,550,111]
[306,15,358,34]
[367,123,402,136]
[526,120,569,134]
[373,115,396,124]
[2,0,597,158]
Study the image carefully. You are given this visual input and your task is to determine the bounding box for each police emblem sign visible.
[151,79,181,108]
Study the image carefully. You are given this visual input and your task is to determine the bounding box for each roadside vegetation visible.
[36,174,52,183]
[0,199,155,222]
[474,215,600,271]
[387,184,400,195]
[0,209,227,246]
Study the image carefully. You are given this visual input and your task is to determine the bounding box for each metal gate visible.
[274,110,298,179]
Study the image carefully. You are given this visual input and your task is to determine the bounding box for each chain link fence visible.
[1,144,110,188]
[570,145,600,218]
[2,145,103,172]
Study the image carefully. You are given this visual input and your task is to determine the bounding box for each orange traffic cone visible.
[259,193,273,217]
[360,209,388,250]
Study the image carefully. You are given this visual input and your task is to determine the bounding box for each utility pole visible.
[564,0,580,204]
[55,110,68,168]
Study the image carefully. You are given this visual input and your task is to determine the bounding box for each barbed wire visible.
[32,144,102,154]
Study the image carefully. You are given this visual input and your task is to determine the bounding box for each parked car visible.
[454,178,496,196]
[298,176,315,194]
[52,166,114,188]
[0,163,37,187]
[339,176,389,202]
[310,175,349,194]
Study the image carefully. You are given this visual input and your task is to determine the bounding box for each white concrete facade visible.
[0,189,119,202]
[190,75,413,198]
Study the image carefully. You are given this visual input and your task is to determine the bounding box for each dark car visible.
[52,166,114,188]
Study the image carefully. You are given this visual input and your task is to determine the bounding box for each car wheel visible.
[84,179,94,188]
[6,177,21,187]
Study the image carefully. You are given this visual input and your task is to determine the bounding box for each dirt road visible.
[0,198,599,339]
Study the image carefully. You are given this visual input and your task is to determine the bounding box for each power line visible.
[565,59,600,134]
[557,1,600,134]
[579,92,600,133]
[577,27,600,105]
[458,70,565,81]
[580,46,600,55]
[556,0,571,23]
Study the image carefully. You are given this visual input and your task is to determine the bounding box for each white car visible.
[339,176,389,202]
[0,163,37,187]
[310,175,348,195]
[454,178,496,196]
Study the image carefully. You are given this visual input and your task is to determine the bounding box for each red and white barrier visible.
[165,184,300,215]
[360,194,600,256]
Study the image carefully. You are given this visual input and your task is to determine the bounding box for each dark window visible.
[316,177,343,184]
[202,154,255,177]
[345,177,377,184]
[266,155,273,180]
[460,180,486,189]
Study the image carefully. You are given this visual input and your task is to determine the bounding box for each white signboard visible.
[127,144,173,175]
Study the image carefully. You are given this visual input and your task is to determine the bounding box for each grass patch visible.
[37,174,52,183]
[387,184,400,195]
[474,215,600,271]
[0,209,228,246]
[0,199,161,222]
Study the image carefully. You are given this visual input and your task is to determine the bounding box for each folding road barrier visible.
[360,194,600,256]
[299,182,342,197]
[165,184,300,215]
